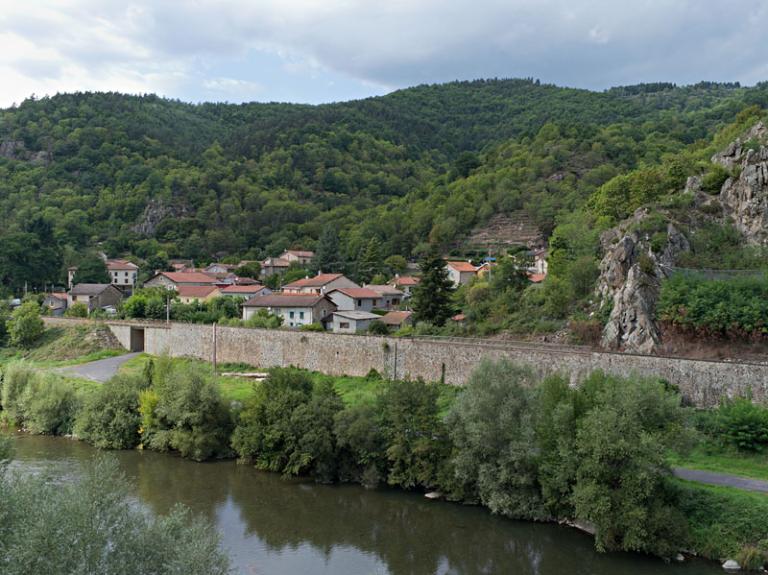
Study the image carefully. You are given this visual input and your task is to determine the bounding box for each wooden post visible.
[212,322,218,376]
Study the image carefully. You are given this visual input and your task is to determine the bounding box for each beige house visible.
[327,287,382,312]
[176,285,221,304]
[106,259,139,292]
[242,294,337,328]
[280,250,315,266]
[364,284,404,309]
[445,261,478,287]
[68,284,123,313]
[144,271,218,290]
[331,311,381,333]
[283,273,358,295]
[260,257,290,277]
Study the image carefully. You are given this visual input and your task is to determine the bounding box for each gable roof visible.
[329,287,382,299]
[393,276,420,286]
[155,272,218,285]
[243,294,333,308]
[106,258,139,271]
[177,285,219,299]
[283,250,315,258]
[332,310,381,321]
[446,261,478,273]
[380,310,412,326]
[220,285,267,295]
[283,273,344,289]
[364,284,404,296]
[70,283,115,296]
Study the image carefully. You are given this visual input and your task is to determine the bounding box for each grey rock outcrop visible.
[716,121,768,243]
[0,140,52,165]
[598,210,690,353]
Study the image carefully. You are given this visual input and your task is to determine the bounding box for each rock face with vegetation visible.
[598,122,768,352]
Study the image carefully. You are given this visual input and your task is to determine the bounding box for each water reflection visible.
[11,436,719,575]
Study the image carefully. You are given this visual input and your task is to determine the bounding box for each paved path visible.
[56,352,141,383]
[673,467,768,493]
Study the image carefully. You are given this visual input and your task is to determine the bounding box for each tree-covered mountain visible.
[1,78,768,295]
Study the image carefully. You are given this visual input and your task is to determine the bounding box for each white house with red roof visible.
[327,287,382,312]
[279,249,315,265]
[219,285,271,299]
[242,293,336,328]
[445,261,478,287]
[144,271,219,290]
[106,259,139,291]
[391,275,420,297]
[282,273,358,295]
[364,284,404,309]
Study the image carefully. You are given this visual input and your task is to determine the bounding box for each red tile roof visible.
[106,258,139,271]
[177,285,219,299]
[283,273,344,289]
[446,261,478,273]
[528,273,546,283]
[365,285,404,296]
[244,294,332,308]
[158,272,218,284]
[330,287,382,299]
[220,285,267,294]
[394,276,420,286]
[451,313,467,322]
[380,310,412,325]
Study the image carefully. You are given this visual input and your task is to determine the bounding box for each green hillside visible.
[1,79,768,296]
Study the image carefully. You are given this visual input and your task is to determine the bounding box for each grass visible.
[669,444,768,482]
[676,479,768,562]
[0,325,125,368]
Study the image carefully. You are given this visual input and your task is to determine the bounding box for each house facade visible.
[327,287,382,312]
[392,275,420,297]
[280,250,315,266]
[68,284,123,312]
[176,285,221,304]
[445,261,478,287]
[242,294,337,328]
[283,273,359,295]
[331,311,382,333]
[144,272,218,290]
[43,293,68,316]
[219,285,271,299]
[260,257,290,277]
[364,285,404,309]
[106,259,139,292]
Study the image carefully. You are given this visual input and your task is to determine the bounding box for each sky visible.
[1,0,767,108]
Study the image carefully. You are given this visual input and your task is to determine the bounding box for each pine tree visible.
[314,225,344,274]
[412,247,454,326]
[357,238,383,284]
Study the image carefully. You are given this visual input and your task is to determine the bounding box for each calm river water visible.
[10,435,720,575]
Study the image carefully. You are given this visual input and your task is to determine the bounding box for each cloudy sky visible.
[1,0,767,107]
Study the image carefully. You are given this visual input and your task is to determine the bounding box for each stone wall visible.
[41,317,768,407]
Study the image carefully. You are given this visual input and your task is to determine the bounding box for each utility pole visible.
[212,322,218,377]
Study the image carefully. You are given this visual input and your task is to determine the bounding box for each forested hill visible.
[1,78,767,292]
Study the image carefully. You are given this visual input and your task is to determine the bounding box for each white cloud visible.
[0,0,766,106]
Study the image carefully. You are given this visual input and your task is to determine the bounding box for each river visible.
[9,435,720,575]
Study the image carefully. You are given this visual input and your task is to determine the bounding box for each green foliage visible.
[447,360,546,518]
[658,273,768,337]
[714,397,768,452]
[0,361,37,425]
[64,302,88,317]
[20,375,81,435]
[412,247,454,326]
[7,302,44,348]
[367,320,389,335]
[675,222,768,270]
[0,457,230,575]
[75,374,146,449]
[333,404,387,486]
[298,322,325,332]
[701,164,731,194]
[72,251,110,284]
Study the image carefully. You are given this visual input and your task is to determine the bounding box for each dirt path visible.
[673,467,768,493]
[56,352,141,383]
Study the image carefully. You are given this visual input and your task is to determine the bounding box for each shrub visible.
[21,375,81,435]
[1,361,37,425]
[76,375,146,449]
[299,322,325,332]
[715,397,768,452]
[447,360,546,519]
[64,302,89,318]
[366,321,389,335]
[7,302,44,348]
[701,164,730,194]
[333,404,386,486]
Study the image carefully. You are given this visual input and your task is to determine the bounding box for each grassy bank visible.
[0,324,125,367]
[670,445,768,482]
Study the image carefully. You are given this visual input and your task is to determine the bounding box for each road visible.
[673,467,768,493]
[56,352,141,383]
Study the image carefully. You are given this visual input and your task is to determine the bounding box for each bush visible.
[1,361,37,425]
[0,457,230,575]
[21,375,81,435]
[7,302,44,348]
[333,404,386,486]
[76,374,146,449]
[447,360,546,519]
[299,322,325,332]
[64,302,89,318]
[715,397,768,452]
[701,164,730,194]
[366,321,389,335]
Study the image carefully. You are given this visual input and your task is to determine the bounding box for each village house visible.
[364,284,404,309]
[260,257,290,277]
[327,287,382,312]
[68,283,123,313]
[379,310,413,330]
[280,249,315,266]
[106,259,139,292]
[169,259,194,272]
[219,285,271,299]
[144,271,218,290]
[532,248,548,276]
[445,261,478,287]
[203,262,238,274]
[331,310,382,333]
[242,293,336,328]
[43,292,68,316]
[283,273,359,295]
[176,285,221,304]
[392,275,420,297]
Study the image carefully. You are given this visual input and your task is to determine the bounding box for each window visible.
[289,311,295,319]
[299,311,304,319]
[357,299,362,307]
[339,322,350,329]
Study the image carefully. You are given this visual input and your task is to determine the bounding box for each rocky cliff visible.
[598,122,768,353]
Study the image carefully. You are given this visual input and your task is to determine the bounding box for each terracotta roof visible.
[446,261,478,273]
[364,284,404,296]
[330,287,382,299]
[283,250,315,258]
[393,276,420,286]
[528,273,546,283]
[177,285,219,299]
[243,294,332,308]
[156,272,218,284]
[48,292,68,300]
[220,285,267,294]
[451,313,467,322]
[106,258,139,271]
[283,273,344,289]
[70,283,114,296]
[380,310,412,326]
[234,277,260,285]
